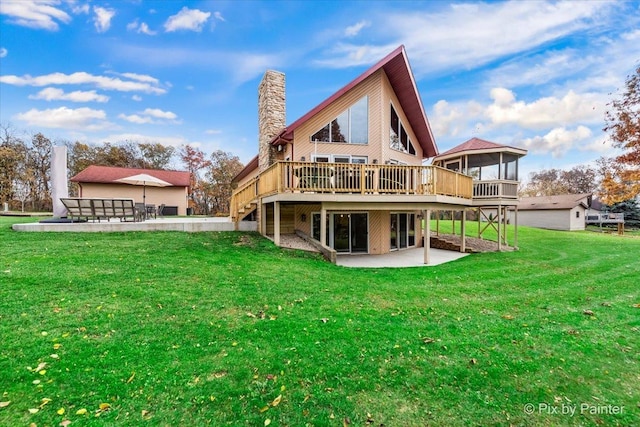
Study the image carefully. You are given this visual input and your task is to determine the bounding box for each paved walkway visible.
[336,247,469,268]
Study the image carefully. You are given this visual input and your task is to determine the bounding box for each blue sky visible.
[1,0,639,179]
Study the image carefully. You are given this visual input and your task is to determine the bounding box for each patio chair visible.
[157,204,165,217]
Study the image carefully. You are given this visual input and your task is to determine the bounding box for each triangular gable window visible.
[311,96,368,144]
[390,104,416,155]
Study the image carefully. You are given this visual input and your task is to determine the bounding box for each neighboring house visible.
[70,165,191,215]
[516,194,591,231]
[231,46,527,261]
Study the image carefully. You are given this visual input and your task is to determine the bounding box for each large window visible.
[311,96,368,144]
[390,104,416,155]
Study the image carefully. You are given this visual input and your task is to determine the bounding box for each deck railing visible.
[472,180,519,199]
[232,161,474,219]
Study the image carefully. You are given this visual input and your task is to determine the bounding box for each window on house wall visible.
[313,154,369,164]
[311,96,368,144]
[576,211,580,218]
[390,104,416,155]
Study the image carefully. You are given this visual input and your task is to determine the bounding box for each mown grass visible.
[0,216,638,426]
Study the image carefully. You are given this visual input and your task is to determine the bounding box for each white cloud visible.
[119,108,179,124]
[344,20,369,37]
[14,106,114,130]
[213,11,225,22]
[142,108,177,120]
[127,19,157,35]
[117,72,160,84]
[0,47,7,58]
[164,7,210,32]
[517,126,592,157]
[0,71,166,94]
[93,6,115,33]
[0,0,72,31]
[118,113,153,124]
[70,2,89,15]
[28,87,110,102]
[317,1,613,73]
[205,129,222,135]
[132,95,142,101]
[485,88,605,130]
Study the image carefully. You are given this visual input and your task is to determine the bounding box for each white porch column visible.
[514,206,519,250]
[320,205,327,248]
[497,204,502,251]
[274,201,281,246]
[460,209,466,253]
[423,209,431,264]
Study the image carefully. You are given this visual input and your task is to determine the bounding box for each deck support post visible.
[423,209,431,264]
[320,204,327,249]
[273,201,281,247]
[497,204,502,251]
[514,206,519,250]
[260,203,267,236]
[460,209,466,253]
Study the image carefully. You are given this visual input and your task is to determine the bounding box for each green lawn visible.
[1,217,638,426]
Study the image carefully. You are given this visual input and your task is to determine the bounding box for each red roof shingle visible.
[71,165,191,187]
[434,137,526,160]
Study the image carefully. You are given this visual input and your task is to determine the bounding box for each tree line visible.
[0,125,243,215]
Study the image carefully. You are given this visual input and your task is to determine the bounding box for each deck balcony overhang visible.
[231,161,477,220]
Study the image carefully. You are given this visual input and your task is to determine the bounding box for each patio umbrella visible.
[116,173,171,205]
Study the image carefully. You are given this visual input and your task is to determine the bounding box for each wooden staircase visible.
[236,201,257,220]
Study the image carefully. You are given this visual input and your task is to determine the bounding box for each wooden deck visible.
[232,161,475,220]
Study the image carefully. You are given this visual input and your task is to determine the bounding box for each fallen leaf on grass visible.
[50,354,59,359]
[40,398,52,408]
[469,358,478,365]
[271,395,282,407]
[583,310,594,316]
[259,405,269,413]
[126,372,136,383]
[141,409,151,419]
[343,417,351,426]
[502,314,514,320]
[421,337,435,344]
[0,401,10,408]
[53,343,62,350]
[264,419,271,426]
[76,408,87,415]
[28,408,39,414]
[60,420,71,427]
[633,303,640,308]
[32,362,47,372]
[57,407,65,415]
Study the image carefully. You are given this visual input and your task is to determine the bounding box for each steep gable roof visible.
[71,165,191,187]
[433,137,527,162]
[272,45,438,158]
[518,193,591,211]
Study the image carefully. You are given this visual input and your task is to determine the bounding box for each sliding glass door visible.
[390,213,416,250]
[312,212,368,253]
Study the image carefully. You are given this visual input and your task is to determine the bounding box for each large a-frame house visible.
[231,46,526,263]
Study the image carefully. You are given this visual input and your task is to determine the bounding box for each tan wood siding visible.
[292,70,383,163]
[265,204,295,235]
[381,72,424,165]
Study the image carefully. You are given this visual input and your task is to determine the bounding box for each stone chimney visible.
[258,70,285,172]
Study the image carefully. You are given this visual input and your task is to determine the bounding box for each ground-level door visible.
[312,212,368,254]
[390,213,416,250]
